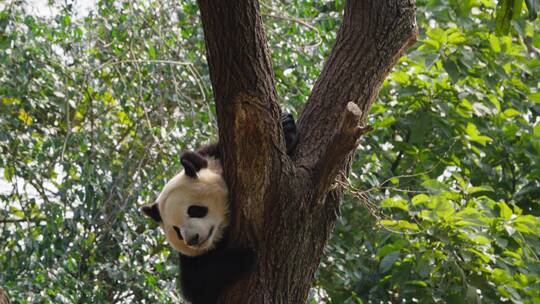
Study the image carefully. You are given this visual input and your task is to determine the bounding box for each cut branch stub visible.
[312,102,372,199]
[343,102,363,137]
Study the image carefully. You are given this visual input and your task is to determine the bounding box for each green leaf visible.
[376,115,396,128]
[2,97,21,104]
[380,197,409,211]
[376,239,408,258]
[379,251,400,273]
[448,31,466,45]
[148,45,157,59]
[489,34,501,52]
[513,215,540,234]
[499,202,513,220]
[466,185,495,194]
[9,207,25,219]
[378,220,419,231]
[18,109,33,125]
[410,115,431,144]
[3,165,14,181]
[392,71,409,84]
[466,285,481,304]
[466,123,492,145]
[434,197,455,218]
[529,92,540,103]
[416,254,432,278]
[503,108,520,117]
[421,180,447,194]
[466,248,493,263]
[454,207,490,226]
[534,122,540,136]
[443,59,460,82]
[492,268,513,284]
[62,15,71,26]
[407,280,428,287]
[412,194,430,205]
[470,234,491,245]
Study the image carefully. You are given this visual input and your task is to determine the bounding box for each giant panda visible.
[141,113,298,304]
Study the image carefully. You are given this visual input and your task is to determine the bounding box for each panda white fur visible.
[153,153,228,256]
[141,113,298,304]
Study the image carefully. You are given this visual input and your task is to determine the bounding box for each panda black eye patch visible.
[187,205,208,218]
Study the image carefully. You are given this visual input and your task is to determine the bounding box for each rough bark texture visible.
[195,0,417,303]
[0,288,10,304]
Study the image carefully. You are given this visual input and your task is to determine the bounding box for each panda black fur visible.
[141,113,298,304]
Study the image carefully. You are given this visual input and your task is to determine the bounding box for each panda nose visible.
[187,234,199,246]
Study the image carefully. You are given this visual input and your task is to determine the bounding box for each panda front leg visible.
[180,248,257,304]
[280,112,298,155]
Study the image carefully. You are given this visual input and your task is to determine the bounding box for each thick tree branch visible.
[296,0,418,191]
[197,1,278,103]
[197,0,285,237]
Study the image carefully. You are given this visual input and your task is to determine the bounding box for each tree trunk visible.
[195,1,417,303]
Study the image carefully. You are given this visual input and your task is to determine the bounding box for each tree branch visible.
[0,218,46,224]
[296,0,418,191]
[197,0,284,240]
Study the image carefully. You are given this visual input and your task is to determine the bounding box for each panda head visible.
[141,150,229,256]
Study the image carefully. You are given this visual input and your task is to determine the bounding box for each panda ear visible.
[180,150,208,178]
[141,203,162,223]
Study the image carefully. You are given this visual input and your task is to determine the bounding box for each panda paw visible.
[280,112,298,155]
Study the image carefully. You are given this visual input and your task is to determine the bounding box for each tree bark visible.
[196,0,417,303]
[0,288,10,304]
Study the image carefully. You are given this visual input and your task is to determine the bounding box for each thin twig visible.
[260,1,323,49]
[0,217,46,224]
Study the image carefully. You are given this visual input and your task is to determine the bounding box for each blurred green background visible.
[0,0,539,303]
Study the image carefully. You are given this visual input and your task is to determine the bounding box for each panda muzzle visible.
[186,234,200,246]
[178,226,214,247]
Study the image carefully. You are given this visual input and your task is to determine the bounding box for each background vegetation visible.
[0,0,539,303]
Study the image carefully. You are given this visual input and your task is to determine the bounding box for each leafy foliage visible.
[0,0,539,303]
[1,0,210,302]
[313,1,540,303]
